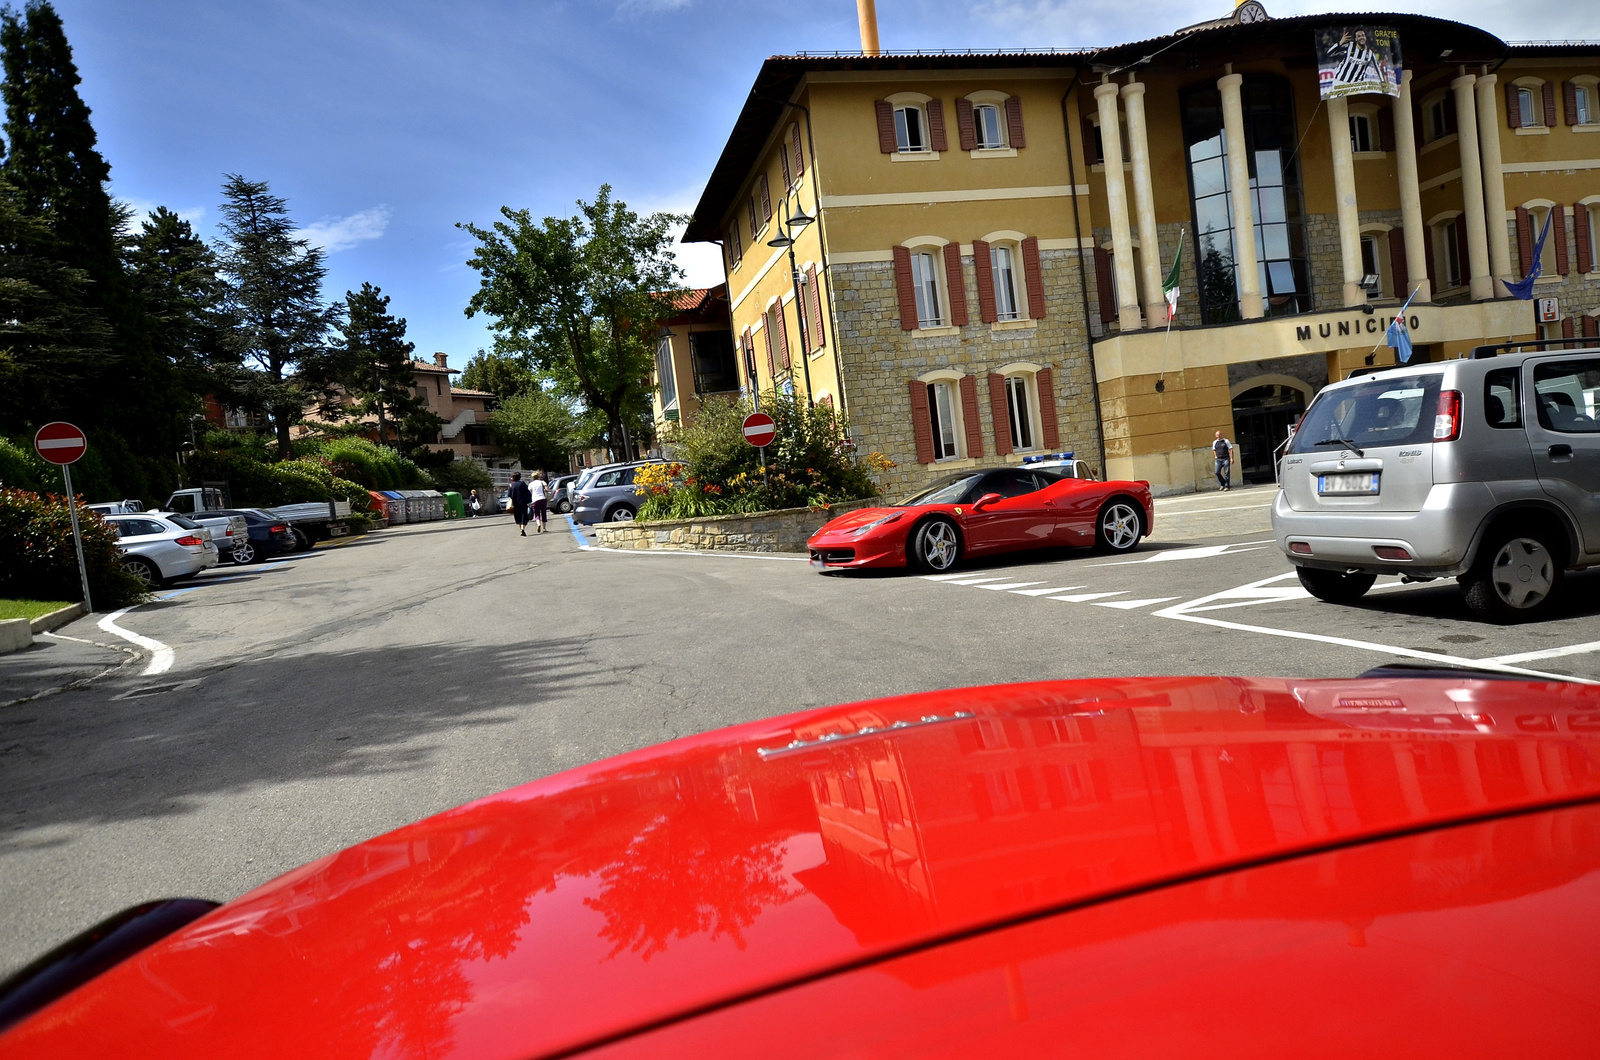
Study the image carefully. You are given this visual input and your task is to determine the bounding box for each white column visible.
[1095,80,1143,331]
[1475,71,1512,288]
[1325,96,1367,307]
[1393,70,1431,302]
[1218,72,1263,319]
[1122,78,1165,326]
[1453,71,1493,301]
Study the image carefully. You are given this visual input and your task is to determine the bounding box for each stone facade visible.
[593,500,874,554]
[827,247,1102,499]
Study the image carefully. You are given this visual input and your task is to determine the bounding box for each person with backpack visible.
[507,472,533,536]
[529,472,550,534]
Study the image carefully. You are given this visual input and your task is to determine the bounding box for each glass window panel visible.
[655,339,677,409]
[1195,195,1232,238]
[1518,89,1536,128]
[977,105,1004,148]
[1190,155,1227,197]
[1006,376,1034,450]
[1254,150,1284,188]
[993,245,1019,321]
[912,251,942,327]
[1255,186,1287,224]
[896,106,924,151]
[1189,134,1223,162]
[929,383,959,456]
[1261,223,1291,260]
[1267,260,1298,294]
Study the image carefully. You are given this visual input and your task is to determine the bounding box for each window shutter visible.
[1562,316,1576,341]
[805,264,825,349]
[988,373,1013,457]
[1094,246,1115,324]
[1554,204,1570,275]
[762,314,775,376]
[748,197,758,235]
[926,100,948,152]
[943,243,968,326]
[972,239,997,323]
[1388,227,1408,296]
[780,142,792,188]
[792,124,805,178]
[1037,368,1060,449]
[1577,204,1593,274]
[955,98,977,151]
[1543,82,1558,128]
[1454,216,1470,285]
[1021,236,1046,319]
[1583,315,1598,339]
[909,380,935,464]
[1082,116,1101,164]
[875,100,897,153]
[1377,108,1395,152]
[1004,96,1026,149]
[759,175,772,223]
[1506,83,1521,129]
[775,301,790,368]
[959,375,984,459]
[742,327,755,384]
[1516,206,1533,274]
[893,246,918,330]
[1566,81,1581,126]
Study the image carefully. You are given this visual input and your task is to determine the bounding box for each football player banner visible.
[1315,26,1402,99]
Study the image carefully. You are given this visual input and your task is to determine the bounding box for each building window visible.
[689,331,740,395]
[992,243,1021,321]
[1349,113,1372,153]
[1005,375,1035,451]
[1360,234,1382,294]
[655,337,677,411]
[911,249,943,327]
[1426,95,1455,142]
[1440,218,1463,288]
[926,382,959,458]
[975,103,1005,149]
[1528,206,1558,274]
[1518,87,1539,128]
[727,223,742,267]
[895,104,927,153]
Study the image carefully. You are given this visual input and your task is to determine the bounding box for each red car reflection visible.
[808,467,1154,573]
[5,675,1600,1057]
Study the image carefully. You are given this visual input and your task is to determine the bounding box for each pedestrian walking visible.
[507,472,533,535]
[529,472,550,534]
[468,489,483,517]
[1212,430,1235,491]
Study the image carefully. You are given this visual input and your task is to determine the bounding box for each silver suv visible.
[1272,340,1600,622]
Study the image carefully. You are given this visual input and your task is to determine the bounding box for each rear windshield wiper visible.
[1311,436,1364,457]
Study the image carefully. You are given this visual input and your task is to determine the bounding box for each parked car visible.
[572,461,665,524]
[152,508,249,563]
[84,499,145,516]
[195,508,298,565]
[809,466,1154,573]
[4,672,1598,1055]
[1017,450,1098,479]
[550,474,579,514]
[102,513,219,586]
[1274,338,1600,622]
[163,489,352,547]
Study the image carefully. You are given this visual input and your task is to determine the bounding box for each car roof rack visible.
[1471,338,1599,359]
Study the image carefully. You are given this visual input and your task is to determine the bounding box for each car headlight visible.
[849,513,902,537]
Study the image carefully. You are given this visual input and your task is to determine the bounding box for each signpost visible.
[34,422,93,612]
[742,412,776,487]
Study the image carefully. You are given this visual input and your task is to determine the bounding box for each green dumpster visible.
[443,491,465,518]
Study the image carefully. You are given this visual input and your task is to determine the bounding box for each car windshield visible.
[1287,372,1443,454]
[898,473,986,506]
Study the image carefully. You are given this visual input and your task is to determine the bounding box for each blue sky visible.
[50,0,1589,361]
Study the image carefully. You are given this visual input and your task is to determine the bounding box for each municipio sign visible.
[34,421,88,465]
[742,412,777,448]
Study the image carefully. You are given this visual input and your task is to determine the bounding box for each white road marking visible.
[1094,597,1180,610]
[1153,500,1276,515]
[1092,541,1273,566]
[974,581,1045,591]
[97,607,174,676]
[1009,585,1087,596]
[1049,591,1127,603]
[1480,640,1600,666]
[588,544,806,562]
[921,573,976,581]
[939,576,1016,586]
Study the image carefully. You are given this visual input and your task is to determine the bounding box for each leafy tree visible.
[488,389,578,472]
[312,282,435,448]
[125,206,240,400]
[459,350,537,398]
[460,185,683,460]
[213,175,339,457]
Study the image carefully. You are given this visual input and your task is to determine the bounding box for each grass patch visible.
[0,599,73,622]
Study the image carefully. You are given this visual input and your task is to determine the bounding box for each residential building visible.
[650,285,740,430]
[685,4,1599,494]
[407,353,501,461]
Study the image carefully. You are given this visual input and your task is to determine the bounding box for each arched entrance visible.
[1232,382,1307,483]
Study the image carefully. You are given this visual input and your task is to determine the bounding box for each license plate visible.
[328,524,348,537]
[1318,472,1379,495]
[809,554,825,571]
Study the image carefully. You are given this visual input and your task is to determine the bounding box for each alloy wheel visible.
[1100,503,1141,551]
[1489,536,1555,610]
[124,558,157,586]
[230,542,256,565]
[611,507,635,522]
[922,521,958,570]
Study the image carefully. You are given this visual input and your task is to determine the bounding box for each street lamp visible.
[766,202,816,407]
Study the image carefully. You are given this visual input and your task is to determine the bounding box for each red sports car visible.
[3,672,1598,1057]
[808,466,1154,573]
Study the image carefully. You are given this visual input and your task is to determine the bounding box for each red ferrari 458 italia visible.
[4,670,1599,1057]
[808,466,1154,573]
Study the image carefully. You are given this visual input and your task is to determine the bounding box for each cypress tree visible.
[126,206,242,401]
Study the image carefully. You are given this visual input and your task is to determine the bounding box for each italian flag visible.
[1163,230,1185,321]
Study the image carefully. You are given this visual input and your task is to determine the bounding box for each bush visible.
[0,437,48,492]
[430,456,493,498]
[0,488,148,609]
[297,437,430,491]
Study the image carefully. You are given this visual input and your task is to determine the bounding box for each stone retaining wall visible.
[594,499,875,554]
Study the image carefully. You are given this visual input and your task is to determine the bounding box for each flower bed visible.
[594,499,875,554]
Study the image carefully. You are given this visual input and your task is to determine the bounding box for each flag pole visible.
[1156,228,1185,393]
[1365,283,1422,364]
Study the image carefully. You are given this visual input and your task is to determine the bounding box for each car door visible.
[959,471,1053,554]
[1525,355,1600,554]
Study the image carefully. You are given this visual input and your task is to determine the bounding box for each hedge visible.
[0,488,148,608]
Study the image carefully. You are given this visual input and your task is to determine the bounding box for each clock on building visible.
[1235,1,1269,24]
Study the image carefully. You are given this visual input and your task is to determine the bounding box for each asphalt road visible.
[5,489,1600,973]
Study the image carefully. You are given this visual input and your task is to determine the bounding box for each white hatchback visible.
[103,513,220,587]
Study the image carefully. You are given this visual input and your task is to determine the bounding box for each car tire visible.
[285,527,312,552]
[123,556,162,588]
[1461,530,1563,624]
[1296,566,1378,604]
[229,541,257,565]
[1094,499,1144,553]
[556,498,572,514]
[908,518,961,573]
[608,505,635,523]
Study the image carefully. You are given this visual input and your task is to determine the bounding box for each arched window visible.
[1519,87,1539,128]
[895,103,927,153]
[910,248,944,327]
[975,103,1005,149]
[992,242,1022,321]
[1005,374,1035,451]
[917,371,969,460]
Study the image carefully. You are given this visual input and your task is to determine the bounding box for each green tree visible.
[125,206,241,401]
[213,174,339,457]
[460,185,683,460]
[312,282,435,448]
[459,350,537,398]
[489,389,578,472]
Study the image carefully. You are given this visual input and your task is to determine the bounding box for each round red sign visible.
[741,412,776,448]
[34,421,88,465]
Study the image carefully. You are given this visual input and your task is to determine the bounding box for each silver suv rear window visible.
[1287,372,1443,454]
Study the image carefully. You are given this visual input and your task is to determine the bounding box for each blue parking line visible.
[564,515,592,550]
[157,587,200,600]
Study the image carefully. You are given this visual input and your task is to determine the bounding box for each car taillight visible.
[175,535,205,546]
[1433,389,1462,441]
[270,524,287,533]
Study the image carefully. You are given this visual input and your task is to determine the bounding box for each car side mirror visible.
[972,492,1004,511]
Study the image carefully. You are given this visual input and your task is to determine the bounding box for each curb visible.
[30,602,86,635]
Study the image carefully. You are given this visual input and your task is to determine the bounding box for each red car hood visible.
[10,676,1600,1058]
[812,505,904,536]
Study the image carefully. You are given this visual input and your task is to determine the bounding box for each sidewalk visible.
[0,621,136,706]
[1149,483,1276,542]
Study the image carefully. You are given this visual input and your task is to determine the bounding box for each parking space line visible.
[564,515,593,550]
[1094,597,1180,610]
[938,576,1016,586]
[1009,585,1086,596]
[1049,591,1127,603]
[97,607,173,676]
[973,581,1045,591]
[1480,640,1600,666]
[1092,541,1274,567]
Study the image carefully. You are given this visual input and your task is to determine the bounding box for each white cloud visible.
[300,205,392,253]
[117,197,206,235]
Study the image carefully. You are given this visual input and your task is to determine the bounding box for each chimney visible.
[857,0,880,57]
[434,352,448,369]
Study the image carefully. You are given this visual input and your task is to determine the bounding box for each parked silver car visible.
[104,513,220,586]
[1273,339,1600,622]
[572,461,664,525]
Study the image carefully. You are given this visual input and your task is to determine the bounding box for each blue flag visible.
[1386,314,1414,363]
[1505,210,1553,300]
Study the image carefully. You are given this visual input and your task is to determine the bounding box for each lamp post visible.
[766,203,816,408]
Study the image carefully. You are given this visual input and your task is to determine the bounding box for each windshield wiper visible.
[1312,436,1364,457]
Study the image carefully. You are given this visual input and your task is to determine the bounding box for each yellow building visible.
[686,6,1600,495]
[649,285,739,431]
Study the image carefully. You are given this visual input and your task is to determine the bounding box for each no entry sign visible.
[34,421,88,465]
[741,412,776,448]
